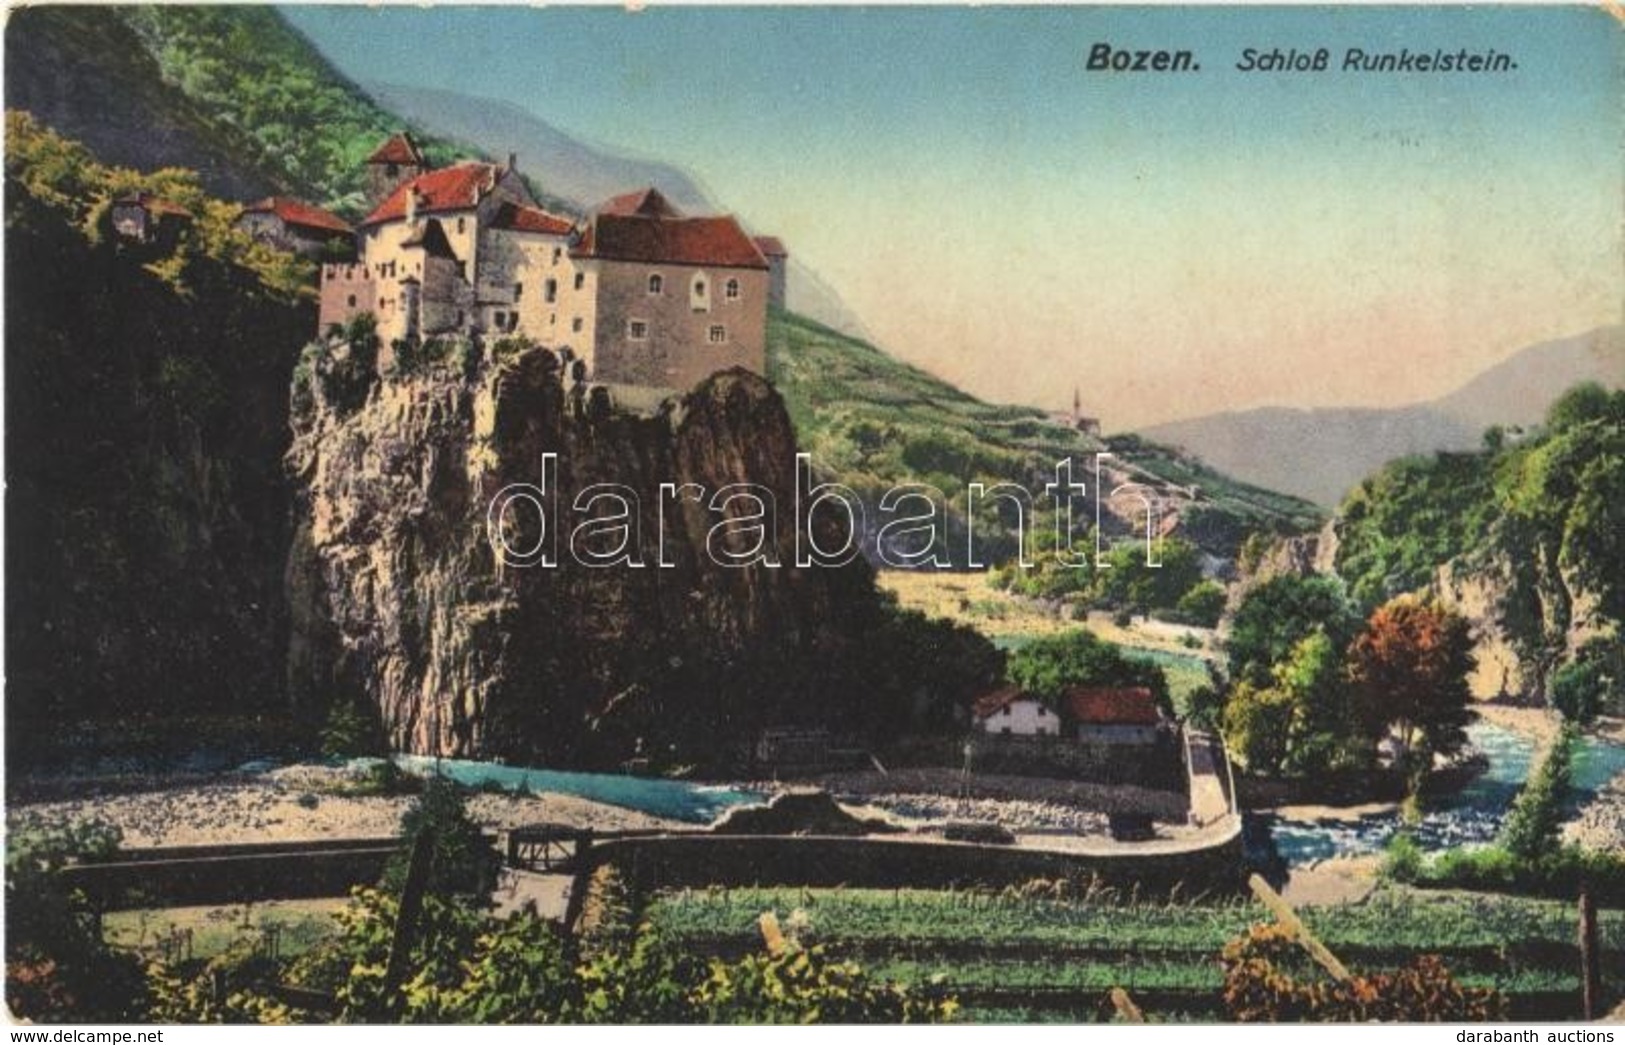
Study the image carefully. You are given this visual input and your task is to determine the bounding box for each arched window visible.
[690,273,711,312]
[648,273,664,295]
[725,278,741,301]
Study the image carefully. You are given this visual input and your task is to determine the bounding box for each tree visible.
[1552,635,1624,725]
[1227,575,1360,687]
[1221,681,1294,776]
[1173,579,1227,628]
[1347,597,1476,778]
[1276,629,1355,775]
[382,777,500,907]
[1006,628,1169,712]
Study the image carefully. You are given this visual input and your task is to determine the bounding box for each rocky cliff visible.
[286,337,886,765]
[5,179,307,741]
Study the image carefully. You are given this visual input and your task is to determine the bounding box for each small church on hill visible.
[317,131,786,391]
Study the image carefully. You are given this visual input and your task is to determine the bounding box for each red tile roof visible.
[972,686,1032,719]
[597,187,682,219]
[361,163,496,226]
[367,132,425,166]
[241,196,352,235]
[572,213,769,270]
[753,236,788,257]
[488,201,574,236]
[1064,687,1161,726]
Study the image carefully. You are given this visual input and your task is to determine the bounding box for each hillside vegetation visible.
[1334,384,1625,712]
[4,115,313,738]
[767,309,1324,564]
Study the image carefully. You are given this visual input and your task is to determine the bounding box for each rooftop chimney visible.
[507,152,518,172]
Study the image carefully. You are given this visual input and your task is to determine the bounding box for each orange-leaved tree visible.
[1346,597,1476,779]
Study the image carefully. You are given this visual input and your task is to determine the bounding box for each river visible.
[1263,722,1625,865]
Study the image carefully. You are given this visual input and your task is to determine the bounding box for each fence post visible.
[383,828,435,1018]
[1580,889,1600,1020]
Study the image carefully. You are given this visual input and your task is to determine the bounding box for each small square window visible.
[574,273,585,290]
[627,320,648,341]
[708,325,727,344]
[572,317,583,333]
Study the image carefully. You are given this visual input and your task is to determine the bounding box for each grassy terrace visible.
[648,885,1624,1020]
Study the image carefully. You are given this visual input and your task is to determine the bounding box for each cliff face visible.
[286,341,882,764]
[5,181,307,739]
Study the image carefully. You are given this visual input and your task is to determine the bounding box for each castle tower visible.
[364,131,427,209]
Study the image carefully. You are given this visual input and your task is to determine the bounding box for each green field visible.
[648,885,1623,1022]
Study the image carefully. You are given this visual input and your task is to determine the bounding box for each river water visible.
[391,753,764,823]
[1264,722,1625,865]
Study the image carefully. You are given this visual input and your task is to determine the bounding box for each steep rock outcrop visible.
[287,343,883,764]
[5,180,306,740]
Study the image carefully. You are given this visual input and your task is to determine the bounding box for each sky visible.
[283,5,1624,430]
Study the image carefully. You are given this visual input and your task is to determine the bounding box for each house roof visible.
[367,132,425,167]
[572,213,770,270]
[1064,687,1161,726]
[115,192,192,219]
[971,686,1037,719]
[361,163,496,226]
[488,201,574,237]
[753,236,788,258]
[597,187,683,219]
[241,196,352,235]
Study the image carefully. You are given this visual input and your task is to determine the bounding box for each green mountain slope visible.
[767,309,1324,561]
[5,5,481,217]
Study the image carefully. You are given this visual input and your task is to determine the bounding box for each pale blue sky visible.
[284,5,1623,427]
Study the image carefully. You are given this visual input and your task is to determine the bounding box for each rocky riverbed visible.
[9,762,683,848]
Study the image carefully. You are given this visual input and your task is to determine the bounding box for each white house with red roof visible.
[972,684,1165,745]
[318,135,783,389]
[972,686,1062,737]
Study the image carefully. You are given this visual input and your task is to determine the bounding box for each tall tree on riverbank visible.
[1347,597,1475,777]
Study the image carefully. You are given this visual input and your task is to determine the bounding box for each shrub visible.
[1221,922,1503,1022]
[318,696,386,759]
[5,815,147,1021]
[1382,830,1422,883]
[381,777,500,906]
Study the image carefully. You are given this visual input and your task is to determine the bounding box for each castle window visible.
[545,278,558,304]
[574,273,585,291]
[627,320,649,341]
[386,163,399,177]
[514,282,523,301]
[708,325,727,345]
[691,274,710,312]
[347,294,357,308]
[552,247,562,264]
[572,317,583,333]
[725,278,741,301]
[457,217,467,235]
[648,273,664,295]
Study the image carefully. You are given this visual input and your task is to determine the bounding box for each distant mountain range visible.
[1142,326,1625,508]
